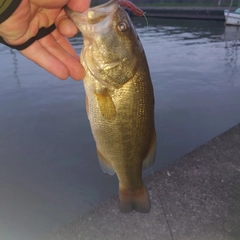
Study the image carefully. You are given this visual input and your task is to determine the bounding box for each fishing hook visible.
[118,0,145,17]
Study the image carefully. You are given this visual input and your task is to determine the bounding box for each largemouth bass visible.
[66,0,156,213]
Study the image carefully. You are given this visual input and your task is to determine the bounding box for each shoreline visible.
[46,123,240,240]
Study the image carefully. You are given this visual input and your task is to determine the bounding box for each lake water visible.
[0,17,240,240]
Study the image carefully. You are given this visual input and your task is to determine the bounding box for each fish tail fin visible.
[119,185,150,213]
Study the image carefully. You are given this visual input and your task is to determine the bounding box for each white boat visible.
[224,8,240,26]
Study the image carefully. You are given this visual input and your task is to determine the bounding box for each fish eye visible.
[117,21,128,32]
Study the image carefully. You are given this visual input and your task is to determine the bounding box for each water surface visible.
[0,18,240,240]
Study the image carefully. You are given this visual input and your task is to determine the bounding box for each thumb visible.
[66,0,91,12]
[57,13,79,37]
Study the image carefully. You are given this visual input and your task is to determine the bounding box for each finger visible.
[38,31,84,80]
[51,28,79,60]
[31,0,91,12]
[31,0,69,8]
[56,10,79,38]
[58,17,78,38]
[67,0,91,12]
[20,41,70,80]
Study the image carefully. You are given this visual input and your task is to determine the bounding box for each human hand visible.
[0,0,91,80]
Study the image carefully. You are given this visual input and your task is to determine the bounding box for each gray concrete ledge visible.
[134,6,232,20]
[46,123,240,240]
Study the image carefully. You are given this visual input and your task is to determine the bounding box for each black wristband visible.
[0,24,56,50]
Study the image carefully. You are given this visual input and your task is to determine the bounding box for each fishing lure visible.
[118,0,145,17]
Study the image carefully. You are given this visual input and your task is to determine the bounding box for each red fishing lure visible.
[118,0,144,17]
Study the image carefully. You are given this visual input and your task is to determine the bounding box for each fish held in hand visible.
[65,0,156,213]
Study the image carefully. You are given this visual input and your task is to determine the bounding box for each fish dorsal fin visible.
[97,148,115,176]
[95,89,116,120]
[142,131,156,170]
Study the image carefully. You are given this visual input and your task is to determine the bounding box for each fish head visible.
[65,0,143,88]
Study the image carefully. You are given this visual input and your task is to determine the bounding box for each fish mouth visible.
[65,0,124,88]
[65,0,120,38]
[86,0,118,24]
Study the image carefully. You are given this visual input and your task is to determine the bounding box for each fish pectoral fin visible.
[95,89,116,120]
[119,185,150,213]
[97,148,115,176]
[142,130,156,171]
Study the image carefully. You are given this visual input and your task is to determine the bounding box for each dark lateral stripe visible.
[0,0,22,24]
[0,24,56,50]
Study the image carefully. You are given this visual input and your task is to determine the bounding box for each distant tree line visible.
[91,0,236,6]
[134,0,235,5]
[129,0,229,3]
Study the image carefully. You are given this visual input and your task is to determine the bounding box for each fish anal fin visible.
[95,90,116,120]
[119,185,150,213]
[142,131,156,171]
[97,148,115,176]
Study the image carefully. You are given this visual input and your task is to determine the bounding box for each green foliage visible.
[91,0,238,7]
[139,3,237,7]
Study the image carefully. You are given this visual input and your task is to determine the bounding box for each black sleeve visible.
[0,0,22,24]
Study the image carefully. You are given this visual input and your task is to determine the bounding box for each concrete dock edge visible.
[46,123,240,240]
[133,6,231,20]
